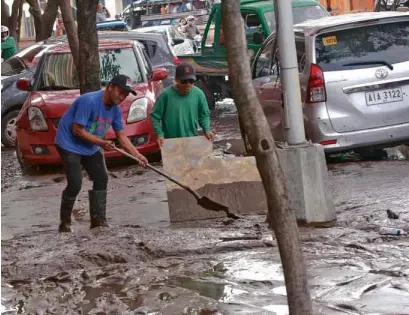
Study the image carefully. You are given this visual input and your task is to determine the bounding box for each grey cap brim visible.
[180,74,196,81]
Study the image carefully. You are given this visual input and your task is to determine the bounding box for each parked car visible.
[15,39,168,169]
[1,37,66,146]
[250,12,409,153]
[2,31,177,147]
[132,25,195,55]
[97,31,178,87]
[96,20,131,31]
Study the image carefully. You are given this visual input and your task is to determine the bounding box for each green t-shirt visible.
[151,85,210,139]
[1,36,17,61]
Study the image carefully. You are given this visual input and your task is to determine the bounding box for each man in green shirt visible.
[1,26,17,61]
[151,63,213,146]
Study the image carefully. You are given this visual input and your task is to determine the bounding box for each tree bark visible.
[221,0,313,314]
[60,0,79,69]
[77,0,100,94]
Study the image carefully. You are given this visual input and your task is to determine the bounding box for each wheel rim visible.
[5,116,17,144]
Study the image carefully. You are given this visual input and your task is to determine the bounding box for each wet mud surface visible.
[2,101,409,314]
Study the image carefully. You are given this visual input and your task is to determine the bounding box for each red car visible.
[15,39,168,168]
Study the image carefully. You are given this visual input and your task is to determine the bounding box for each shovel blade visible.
[197,196,229,212]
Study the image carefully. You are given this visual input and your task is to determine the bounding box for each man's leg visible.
[82,149,109,228]
[56,146,83,232]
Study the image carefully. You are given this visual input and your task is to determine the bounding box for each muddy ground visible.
[2,101,409,314]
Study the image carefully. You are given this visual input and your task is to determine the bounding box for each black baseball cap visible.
[176,63,196,81]
[109,74,136,95]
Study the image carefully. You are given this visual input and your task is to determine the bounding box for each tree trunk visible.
[60,0,79,69]
[8,0,22,41]
[77,0,100,94]
[26,0,59,41]
[16,0,24,43]
[221,0,313,314]
[1,0,10,27]
[42,0,60,39]
[26,0,44,41]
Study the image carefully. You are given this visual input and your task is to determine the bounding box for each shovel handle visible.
[113,147,201,200]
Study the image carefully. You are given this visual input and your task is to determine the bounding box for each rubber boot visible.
[89,190,109,229]
[58,193,76,233]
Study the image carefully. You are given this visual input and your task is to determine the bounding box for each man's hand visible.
[135,153,148,168]
[101,140,115,151]
[157,136,165,147]
[204,132,214,142]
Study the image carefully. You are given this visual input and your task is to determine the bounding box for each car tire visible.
[195,79,216,110]
[1,109,20,147]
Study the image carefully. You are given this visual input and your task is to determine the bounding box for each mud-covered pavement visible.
[2,101,409,314]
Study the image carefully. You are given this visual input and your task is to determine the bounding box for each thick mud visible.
[2,101,409,314]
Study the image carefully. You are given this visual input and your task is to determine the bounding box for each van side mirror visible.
[252,32,264,45]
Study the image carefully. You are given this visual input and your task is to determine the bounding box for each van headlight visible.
[127,98,148,123]
[28,106,48,131]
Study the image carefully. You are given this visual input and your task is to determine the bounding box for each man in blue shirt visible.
[55,74,148,233]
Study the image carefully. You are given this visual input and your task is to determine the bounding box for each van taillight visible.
[173,56,180,65]
[306,64,326,103]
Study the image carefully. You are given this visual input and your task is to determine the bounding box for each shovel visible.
[113,147,240,219]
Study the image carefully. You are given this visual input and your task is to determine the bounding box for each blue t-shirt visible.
[55,90,124,156]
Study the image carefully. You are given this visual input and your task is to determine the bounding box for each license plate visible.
[365,88,403,106]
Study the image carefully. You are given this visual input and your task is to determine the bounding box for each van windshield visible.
[315,20,409,72]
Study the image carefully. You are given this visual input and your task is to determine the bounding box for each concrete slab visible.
[161,137,266,222]
[161,137,336,225]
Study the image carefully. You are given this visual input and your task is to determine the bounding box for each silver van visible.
[251,12,409,153]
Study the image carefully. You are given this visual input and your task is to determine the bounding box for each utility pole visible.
[274,0,306,145]
[274,0,336,224]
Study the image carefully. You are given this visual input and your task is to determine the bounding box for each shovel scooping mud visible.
[114,147,240,219]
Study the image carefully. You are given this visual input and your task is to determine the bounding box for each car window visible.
[1,57,26,76]
[253,34,306,78]
[315,20,409,72]
[295,37,306,73]
[243,12,266,45]
[37,47,143,90]
[253,36,279,78]
[137,39,172,66]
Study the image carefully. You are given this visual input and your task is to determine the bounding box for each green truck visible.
[179,0,330,107]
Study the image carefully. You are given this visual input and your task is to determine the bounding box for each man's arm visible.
[115,130,147,166]
[72,123,111,149]
[150,92,166,145]
[198,90,213,141]
[1,37,16,50]
[198,90,210,132]
[111,106,148,166]
[104,7,111,18]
